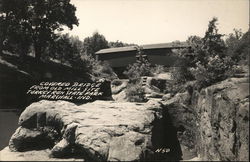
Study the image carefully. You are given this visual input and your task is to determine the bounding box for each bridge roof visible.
[96,46,137,54]
[95,42,190,55]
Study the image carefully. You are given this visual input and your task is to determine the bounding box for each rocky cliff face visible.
[194,77,249,161]
[1,99,183,161]
[162,76,249,161]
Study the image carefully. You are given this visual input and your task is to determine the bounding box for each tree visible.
[83,32,109,57]
[108,40,137,48]
[0,0,32,56]
[187,35,205,65]
[235,30,249,64]
[202,17,226,59]
[170,18,237,90]
[185,17,227,67]
[225,29,249,64]
[108,40,125,48]
[123,47,153,82]
[0,0,78,60]
[189,18,235,89]
[45,34,81,65]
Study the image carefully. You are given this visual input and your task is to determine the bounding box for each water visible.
[0,109,19,150]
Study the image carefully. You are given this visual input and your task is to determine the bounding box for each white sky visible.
[65,0,249,45]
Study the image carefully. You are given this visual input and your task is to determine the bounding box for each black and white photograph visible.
[0,0,249,161]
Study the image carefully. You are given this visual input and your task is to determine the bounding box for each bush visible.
[170,59,194,84]
[169,48,195,93]
[191,55,235,89]
[170,18,242,91]
[125,83,147,102]
[81,54,117,81]
[123,58,153,82]
[153,64,165,74]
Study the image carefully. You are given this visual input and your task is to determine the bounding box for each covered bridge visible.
[95,42,191,77]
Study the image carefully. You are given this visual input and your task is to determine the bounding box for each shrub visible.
[125,83,147,102]
[169,48,195,91]
[191,55,235,89]
[170,18,241,91]
[81,53,117,81]
[170,59,194,84]
[123,58,153,82]
[153,64,165,74]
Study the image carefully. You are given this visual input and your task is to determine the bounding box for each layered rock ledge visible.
[162,76,249,161]
[1,99,180,161]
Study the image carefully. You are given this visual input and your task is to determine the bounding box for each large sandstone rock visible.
[5,99,180,161]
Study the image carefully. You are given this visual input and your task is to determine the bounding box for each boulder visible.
[162,93,172,101]
[111,79,128,95]
[145,91,164,98]
[9,126,58,152]
[112,89,128,102]
[142,77,172,99]
[144,77,167,93]
[5,99,178,161]
[108,132,149,161]
[111,79,129,102]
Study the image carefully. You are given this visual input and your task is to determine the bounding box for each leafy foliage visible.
[80,53,117,80]
[191,56,235,89]
[83,32,109,57]
[202,17,226,58]
[42,32,116,80]
[152,64,165,75]
[108,40,137,48]
[189,18,236,88]
[123,48,153,102]
[123,58,153,82]
[170,48,195,84]
[125,83,147,102]
[123,47,154,81]
[45,34,82,65]
[0,0,78,60]
[170,17,246,91]
[225,29,249,64]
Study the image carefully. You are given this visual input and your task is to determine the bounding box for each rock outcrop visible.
[162,76,249,161]
[111,77,172,102]
[194,77,249,161]
[111,79,129,102]
[4,99,182,161]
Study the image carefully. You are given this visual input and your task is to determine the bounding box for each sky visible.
[65,0,249,45]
